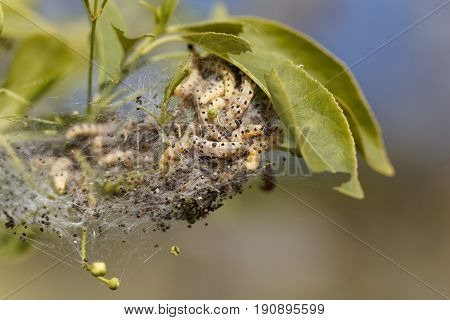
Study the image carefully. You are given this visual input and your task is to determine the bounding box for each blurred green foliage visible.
[0,226,34,261]
[95,0,127,86]
[0,35,73,121]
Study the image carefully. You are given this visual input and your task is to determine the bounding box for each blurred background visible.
[1,0,450,299]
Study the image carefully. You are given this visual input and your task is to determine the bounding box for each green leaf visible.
[96,0,126,85]
[231,17,394,176]
[149,0,178,35]
[182,32,251,55]
[265,60,363,198]
[112,25,153,54]
[0,34,73,121]
[161,59,191,122]
[172,21,243,35]
[163,59,191,107]
[124,32,250,67]
[157,0,178,27]
[209,2,229,21]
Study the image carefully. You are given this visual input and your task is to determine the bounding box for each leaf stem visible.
[100,0,110,11]
[0,89,31,107]
[82,0,92,15]
[96,276,110,285]
[136,106,159,121]
[93,0,99,16]
[275,145,301,156]
[81,226,88,262]
[87,18,97,114]
[80,225,120,290]
[84,0,109,117]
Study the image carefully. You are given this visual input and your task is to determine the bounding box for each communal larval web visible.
[0,54,284,280]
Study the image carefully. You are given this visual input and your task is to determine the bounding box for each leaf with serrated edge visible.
[187,32,362,197]
[182,32,251,55]
[265,60,363,199]
[112,25,153,54]
[230,17,394,176]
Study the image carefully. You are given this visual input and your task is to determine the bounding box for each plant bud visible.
[90,262,107,277]
[108,277,120,290]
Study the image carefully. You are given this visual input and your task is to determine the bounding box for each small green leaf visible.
[0,34,73,121]
[96,0,126,85]
[163,59,191,106]
[112,25,153,54]
[209,2,229,21]
[182,32,251,55]
[158,0,178,26]
[161,59,191,122]
[231,17,394,176]
[265,60,363,198]
[151,0,179,34]
[172,21,243,35]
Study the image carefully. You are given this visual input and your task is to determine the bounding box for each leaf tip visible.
[368,152,395,177]
[335,182,365,200]
[381,163,395,177]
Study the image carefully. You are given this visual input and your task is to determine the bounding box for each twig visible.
[81,226,88,262]
[84,0,109,116]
